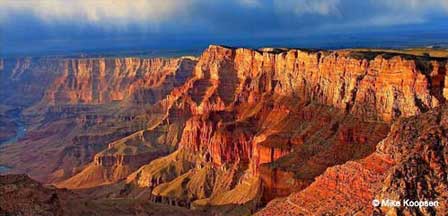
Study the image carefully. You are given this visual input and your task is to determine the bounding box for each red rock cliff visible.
[177,45,446,171]
[256,105,448,215]
[123,46,447,211]
[42,57,195,105]
[1,45,447,214]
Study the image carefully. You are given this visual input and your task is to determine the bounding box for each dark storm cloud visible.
[1,0,447,35]
[0,0,447,56]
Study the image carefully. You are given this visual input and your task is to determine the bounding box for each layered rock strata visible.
[256,105,448,215]
[0,46,447,214]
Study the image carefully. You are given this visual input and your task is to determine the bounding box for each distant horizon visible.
[3,35,448,58]
[3,37,448,59]
[2,0,448,57]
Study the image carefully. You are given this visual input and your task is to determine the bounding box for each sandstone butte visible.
[0,45,447,215]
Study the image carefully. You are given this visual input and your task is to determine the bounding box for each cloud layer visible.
[0,0,195,27]
[0,0,447,56]
[274,0,341,16]
[1,0,447,28]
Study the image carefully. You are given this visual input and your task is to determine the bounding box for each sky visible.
[1,0,448,57]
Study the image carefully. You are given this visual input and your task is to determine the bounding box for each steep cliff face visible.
[374,105,448,215]
[102,46,446,213]
[256,103,390,200]
[1,45,447,215]
[0,58,64,106]
[0,57,196,183]
[256,105,448,215]
[444,64,448,99]
[42,57,195,105]
[236,47,444,121]
[256,153,394,215]
[174,45,446,168]
[56,105,189,189]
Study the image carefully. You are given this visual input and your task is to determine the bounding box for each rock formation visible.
[0,174,202,216]
[0,107,18,143]
[0,45,447,215]
[256,105,448,215]
[0,174,65,216]
[0,56,196,183]
[42,57,194,105]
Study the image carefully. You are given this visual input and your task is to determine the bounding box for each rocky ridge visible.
[256,105,448,215]
[0,174,202,216]
[0,45,447,215]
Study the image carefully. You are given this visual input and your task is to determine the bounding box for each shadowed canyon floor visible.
[1,45,447,215]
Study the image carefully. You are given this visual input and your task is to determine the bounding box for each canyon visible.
[0,45,447,215]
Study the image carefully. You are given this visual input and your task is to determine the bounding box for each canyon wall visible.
[106,46,446,212]
[1,58,64,107]
[162,45,447,168]
[42,57,195,105]
[257,105,448,215]
[0,56,196,183]
[1,45,447,214]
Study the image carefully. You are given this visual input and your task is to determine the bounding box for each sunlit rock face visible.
[113,46,446,213]
[175,45,445,165]
[0,45,447,215]
[42,58,194,105]
[256,105,448,216]
[0,56,197,183]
